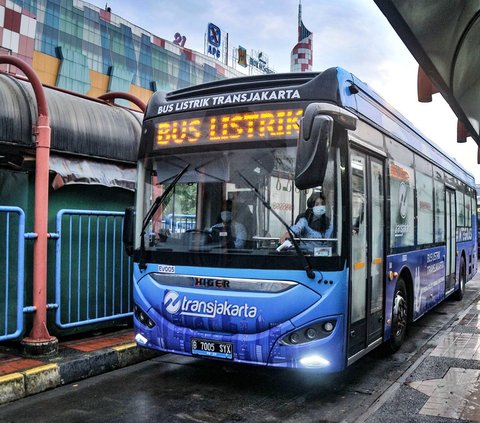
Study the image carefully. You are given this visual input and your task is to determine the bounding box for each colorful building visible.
[0,0,243,108]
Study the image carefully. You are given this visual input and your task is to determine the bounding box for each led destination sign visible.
[155,108,303,148]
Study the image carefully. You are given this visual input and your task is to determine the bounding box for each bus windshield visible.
[141,143,342,258]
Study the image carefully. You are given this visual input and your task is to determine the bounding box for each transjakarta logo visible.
[164,291,182,314]
[163,290,257,319]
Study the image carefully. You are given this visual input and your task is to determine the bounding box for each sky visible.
[87,0,480,181]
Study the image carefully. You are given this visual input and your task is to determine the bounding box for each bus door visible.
[348,148,385,359]
[445,188,456,294]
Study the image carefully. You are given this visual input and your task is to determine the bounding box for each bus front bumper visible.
[133,307,346,372]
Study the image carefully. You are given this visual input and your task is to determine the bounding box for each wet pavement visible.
[0,275,480,422]
[363,276,480,422]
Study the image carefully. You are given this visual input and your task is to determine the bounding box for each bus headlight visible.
[299,355,330,368]
[134,304,156,329]
[290,332,301,344]
[323,321,335,332]
[135,333,148,345]
[305,328,317,340]
[281,319,336,345]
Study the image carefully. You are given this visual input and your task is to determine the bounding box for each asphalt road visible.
[1,280,478,423]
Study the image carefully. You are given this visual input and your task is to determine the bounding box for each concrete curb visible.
[0,344,159,405]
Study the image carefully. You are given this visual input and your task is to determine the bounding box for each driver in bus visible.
[280,193,333,244]
[209,199,247,248]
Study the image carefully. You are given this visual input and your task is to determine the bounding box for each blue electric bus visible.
[124,67,477,372]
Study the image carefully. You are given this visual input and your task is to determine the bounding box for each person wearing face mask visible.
[280,193,333,244]
[210,199,247,248]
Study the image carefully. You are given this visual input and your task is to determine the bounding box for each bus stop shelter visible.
[374,0,480,148]
[0,68,143,349]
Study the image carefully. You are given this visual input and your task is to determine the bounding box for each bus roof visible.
[166,72,321,101]
[145,67,474,185]
[335,67,475,185]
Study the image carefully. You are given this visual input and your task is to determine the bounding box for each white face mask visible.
[220,211,232,222]
[313,205,326,217]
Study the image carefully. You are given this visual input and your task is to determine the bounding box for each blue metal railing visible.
[164,219,196,233]
[55,209,133,328]
[162,213,196,233]
[0,206,25,341]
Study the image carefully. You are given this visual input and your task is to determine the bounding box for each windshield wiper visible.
[237,171,315,280]
[139,164,190,270]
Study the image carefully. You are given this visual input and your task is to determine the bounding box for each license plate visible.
[191,338,233,360]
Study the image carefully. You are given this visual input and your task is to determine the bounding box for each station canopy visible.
[0,73,142,190]
[374,0,480,145]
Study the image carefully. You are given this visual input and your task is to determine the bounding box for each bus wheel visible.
[387,278,408,353]
[452,258,466,301]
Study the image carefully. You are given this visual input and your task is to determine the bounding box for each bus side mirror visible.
[123,207,135,256]
[295,115,333,190]
[295,103,358,190]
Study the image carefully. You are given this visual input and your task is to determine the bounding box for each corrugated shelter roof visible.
[0,74,142,163]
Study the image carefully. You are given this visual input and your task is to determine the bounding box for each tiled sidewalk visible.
[406,303,480,421]
[364,277,480,422]
[408,368,480,421]
[0,329,159,404]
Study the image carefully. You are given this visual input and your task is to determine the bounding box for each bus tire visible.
[452,257,466,301]
[386,278,408,353]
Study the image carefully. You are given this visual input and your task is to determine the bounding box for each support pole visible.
[98,91,146,113]
[0,56,58,355]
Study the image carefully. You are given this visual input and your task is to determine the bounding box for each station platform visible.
[0,328,159,405]
[362,273,480,422]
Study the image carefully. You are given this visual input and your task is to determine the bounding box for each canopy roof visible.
[0,74,142,162]
[374,0,480,144]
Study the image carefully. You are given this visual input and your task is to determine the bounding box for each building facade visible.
[0,0,243,107]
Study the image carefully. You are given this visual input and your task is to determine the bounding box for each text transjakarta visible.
[157,89,301,114]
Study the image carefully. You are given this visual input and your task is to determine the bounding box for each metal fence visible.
[55,209,133,328]
[162,213,196,233]
[0,206,25,341]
